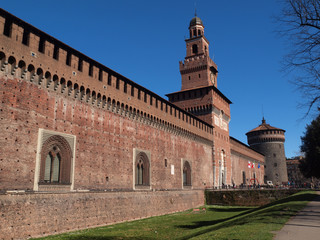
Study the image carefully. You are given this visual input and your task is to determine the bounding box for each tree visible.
[300,111,320,178]
[279,0,320,114]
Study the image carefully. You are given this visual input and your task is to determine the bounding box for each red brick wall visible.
[0,75,213,191]
[0,190,204,239]
[230,137,265,186]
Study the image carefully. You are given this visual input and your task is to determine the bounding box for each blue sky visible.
[1,0,312,157]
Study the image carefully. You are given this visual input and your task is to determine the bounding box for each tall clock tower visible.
[167,15,232,187]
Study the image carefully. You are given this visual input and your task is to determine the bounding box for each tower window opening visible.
[3,18,12,37]
[199,74,201,78]
[193,29,196,37]
[53,45,59,60]
[66,52,71,66]
[98,69,103,81]
[22,29,30,46]
[116,78,120,89]
[88,64,93,76]
[192,44,198,54]
[38,38,45,53]
[138,90,141,100]
[124,83,127,93]
[198,29,201,36]
[188,76,191,80]
[107,74,112,85]
[78,59,83,71]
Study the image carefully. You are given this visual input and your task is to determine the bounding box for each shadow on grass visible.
[177,192,318,240]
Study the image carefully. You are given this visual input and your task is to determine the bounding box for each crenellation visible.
[0,10,213,138]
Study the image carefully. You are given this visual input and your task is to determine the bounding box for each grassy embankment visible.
[33,190,317,240]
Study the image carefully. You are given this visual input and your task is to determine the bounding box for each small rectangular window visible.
[78,59,83,71]
[22,29,30,46]
[3,18,12,37]
[38,37,45,53]
[116,78,120,89]
[107,74,112,85]
[99,69,103,81]
[124,83,127,93]
[89,64,93,76]
[138,90,141,100]
[53,45,59,60]
[144,93,147,103]
[66,52,71,66]
[131,86,134,97]
[150,96,153,105]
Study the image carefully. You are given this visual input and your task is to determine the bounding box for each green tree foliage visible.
[300,112,320,178]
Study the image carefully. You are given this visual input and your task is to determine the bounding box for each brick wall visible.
[0,190,204,239]
[230,137,265,186]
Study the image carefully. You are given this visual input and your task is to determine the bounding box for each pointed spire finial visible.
[195,1,197,16]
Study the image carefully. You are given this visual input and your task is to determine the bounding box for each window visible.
[53,45,59,60]
[274,163,278,167]
[89,64,93,76]
[135,152,150,186]
[78,59,83,71]
[124,82,127,93]
[183,161,191,186]
[39,135,72,185]
[116,78,120,89]
[107,74,112,85]
[99,69,103,82]
[22,29,30,46]
[3,18,12,37]
[66,52,71,66]
[192,44,198,54]
[138,89,141,100]
[38,37,45,53]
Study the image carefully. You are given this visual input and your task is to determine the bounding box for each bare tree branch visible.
[278,0,320,114]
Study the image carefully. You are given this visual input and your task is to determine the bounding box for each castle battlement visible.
[0,8,213,142]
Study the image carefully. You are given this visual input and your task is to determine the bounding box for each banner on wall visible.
[248,161,251,168]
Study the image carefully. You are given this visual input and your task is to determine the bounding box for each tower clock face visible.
[210,72,215,85]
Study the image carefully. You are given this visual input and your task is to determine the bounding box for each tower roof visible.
[189,16,204,28]
[246,118,285,134]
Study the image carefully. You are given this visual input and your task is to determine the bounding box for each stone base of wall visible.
[205,189,299,206]
[0,190,204,239]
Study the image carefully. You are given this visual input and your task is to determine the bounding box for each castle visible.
[0,9,286,239]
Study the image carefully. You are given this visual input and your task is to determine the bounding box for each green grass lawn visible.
[33,191,317,240]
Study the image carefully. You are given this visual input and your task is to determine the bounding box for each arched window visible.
[39,135,72,185]
[192,44,198,54]
[183,161,191,186]
[135,152,150,186]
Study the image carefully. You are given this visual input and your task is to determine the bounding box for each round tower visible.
[246,118,288,185]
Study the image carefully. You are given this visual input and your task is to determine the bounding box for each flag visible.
[248,161,251,168]
[258,163,260,169]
